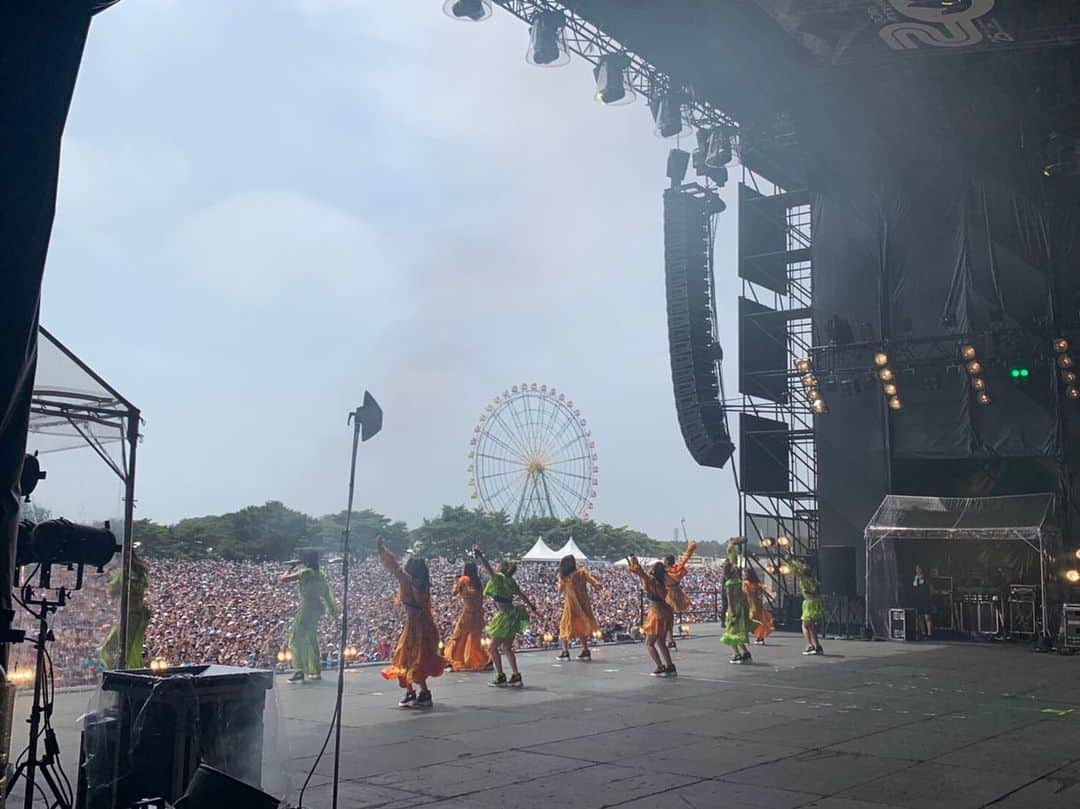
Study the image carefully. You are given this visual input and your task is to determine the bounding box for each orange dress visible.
[664,540,697,613]
[744,580,775,640]
[378,548,446,687]
[558,568,601,640]
[444,576,488,672]
[628,559,673,639]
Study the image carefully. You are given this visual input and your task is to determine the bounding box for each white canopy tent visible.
[555,536,588,562]
[521,536,561,562]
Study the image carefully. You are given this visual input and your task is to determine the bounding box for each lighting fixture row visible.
[1052,338,1080,401]
[960,344,992,406]
[444,1,726,144]
[873,351,903,412]
[796,357,828,415]
[1067,549,1080,583]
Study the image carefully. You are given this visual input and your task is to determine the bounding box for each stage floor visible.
[14,628,1080,808]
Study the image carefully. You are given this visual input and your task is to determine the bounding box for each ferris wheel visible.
[468,383,598,522]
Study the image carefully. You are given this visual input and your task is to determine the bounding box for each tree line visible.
[131,502,678,562]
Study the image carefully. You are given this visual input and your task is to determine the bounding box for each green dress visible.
[721,577,750,646]
[100,566,151,670]
[800,568,824,622]
[484,572,529,641]
[290,567,338,676]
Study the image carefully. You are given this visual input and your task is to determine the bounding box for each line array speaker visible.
[664,186,734,469]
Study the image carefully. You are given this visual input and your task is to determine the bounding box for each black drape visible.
[0,2,93,669]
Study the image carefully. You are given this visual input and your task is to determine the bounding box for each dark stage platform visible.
[14,628,1080,808]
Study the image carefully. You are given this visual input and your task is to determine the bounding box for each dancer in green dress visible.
[280,550,338,682]
[720,540,751,663]
[797,560,824,655]
[100,550,151,670]
[474,545,537,688]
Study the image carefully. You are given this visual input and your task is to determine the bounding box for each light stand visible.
[330,392,381,809]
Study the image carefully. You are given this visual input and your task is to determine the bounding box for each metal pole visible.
[116,407,139,667]
[865,535,872,633]
[331,412,362,809]
[1039,533,1049,641]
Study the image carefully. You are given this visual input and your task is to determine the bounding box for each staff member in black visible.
[912,564,933,639]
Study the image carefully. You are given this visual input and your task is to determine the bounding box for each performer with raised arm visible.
[556,554,603,661]
[377,536,444,707]
[626,555,676,677]
[444,560,489,672]
[721,542,752,664]
[101,549,151,670]
[796,559,825,656]
[474,544,538,688]
[663,539,697,649]
[278,549,338,683]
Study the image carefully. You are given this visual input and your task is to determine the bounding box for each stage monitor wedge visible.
[664,185,735,469]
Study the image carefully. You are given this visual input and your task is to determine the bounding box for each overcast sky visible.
[32,0,743,541]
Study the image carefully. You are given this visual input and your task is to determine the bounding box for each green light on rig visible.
[1010,367,1030,380]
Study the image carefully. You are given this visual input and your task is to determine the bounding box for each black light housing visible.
[527,9,569,67]
[650,88,687,138]
[443,0,492,21]
[593,53,633,105]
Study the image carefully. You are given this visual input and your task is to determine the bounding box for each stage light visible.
[592,629,603,641]
[796,358,812,374]
[966,360,982,376]
[977,391,992,405]
[802,373,818,389]
[874,352,889,368]
[593,53,633,105]
[761,537,774,549]
[1068,386,1080,400]
[526,8,569,66]
[777,535,790,548]
[1067,569,1080,583]
[878,368,894,382]
[1054,338,1070,353]
[807,387,821,401]
[971,377,986,391]
[811,399,828,415]
[1063,370,1078,384]
[1058,354,1075,369]
[1074,548,1080,560]
[443,0,492,21]
[1009,367,1030,380]
[961,345,977,361]
[765,564,777,574]
[881,383,897,396]
[650,88,687,138]
[779,563,792,576]
[888,396,903,411]
[17,518,119,570]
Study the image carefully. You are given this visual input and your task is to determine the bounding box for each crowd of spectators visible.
[9,557,727,688]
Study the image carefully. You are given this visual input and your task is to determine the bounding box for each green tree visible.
[410,506,520,560]
[312,509,408,557]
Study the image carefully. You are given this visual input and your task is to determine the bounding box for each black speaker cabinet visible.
[820,545,857,598]
[889,608,917,641]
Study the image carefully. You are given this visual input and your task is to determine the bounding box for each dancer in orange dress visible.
[377,536,445,708]
[555,555,603,661]
[663,539,697,650]
[627,555,675,677]
[444,561,489,672]
[743,567,775,645]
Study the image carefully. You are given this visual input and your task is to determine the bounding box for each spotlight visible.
[878,368,894,382]
[811,399,828,415]
[971,377,986,391]
[807,387,821,401]
[779,563,792,576]
[593,53,633,105]
[874,352,889,368]
[1067,569,1080,583]
[966,360,983,375]
[1058,354,1075,369]
[1075,548,1080,560]
[650,88,687,138]
[704,127,733,169]
[777,535,791,548]
[961,345,977,361]
[526,9,569,67]
[796,358,812,374]
[665,148,690,187]
[761,537,775,549]
[443,0,492,21]
[888,396,903,411]
[883,383,898,396]
[1068,387,1080,400]
[1053,337,1070,353]
[1063,370,1078,384]
[16,518,119,570]
[765,564,777,574]
[977,391,992,405]
[19,453,45,500]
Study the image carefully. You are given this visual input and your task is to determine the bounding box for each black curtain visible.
[0,2,93,668]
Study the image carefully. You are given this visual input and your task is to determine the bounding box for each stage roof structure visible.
[522,536,561,562]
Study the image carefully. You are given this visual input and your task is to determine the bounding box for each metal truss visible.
[490,1,737,130]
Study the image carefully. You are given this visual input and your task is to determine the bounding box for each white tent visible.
[555,536,588,562]
[522,536,561,562]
